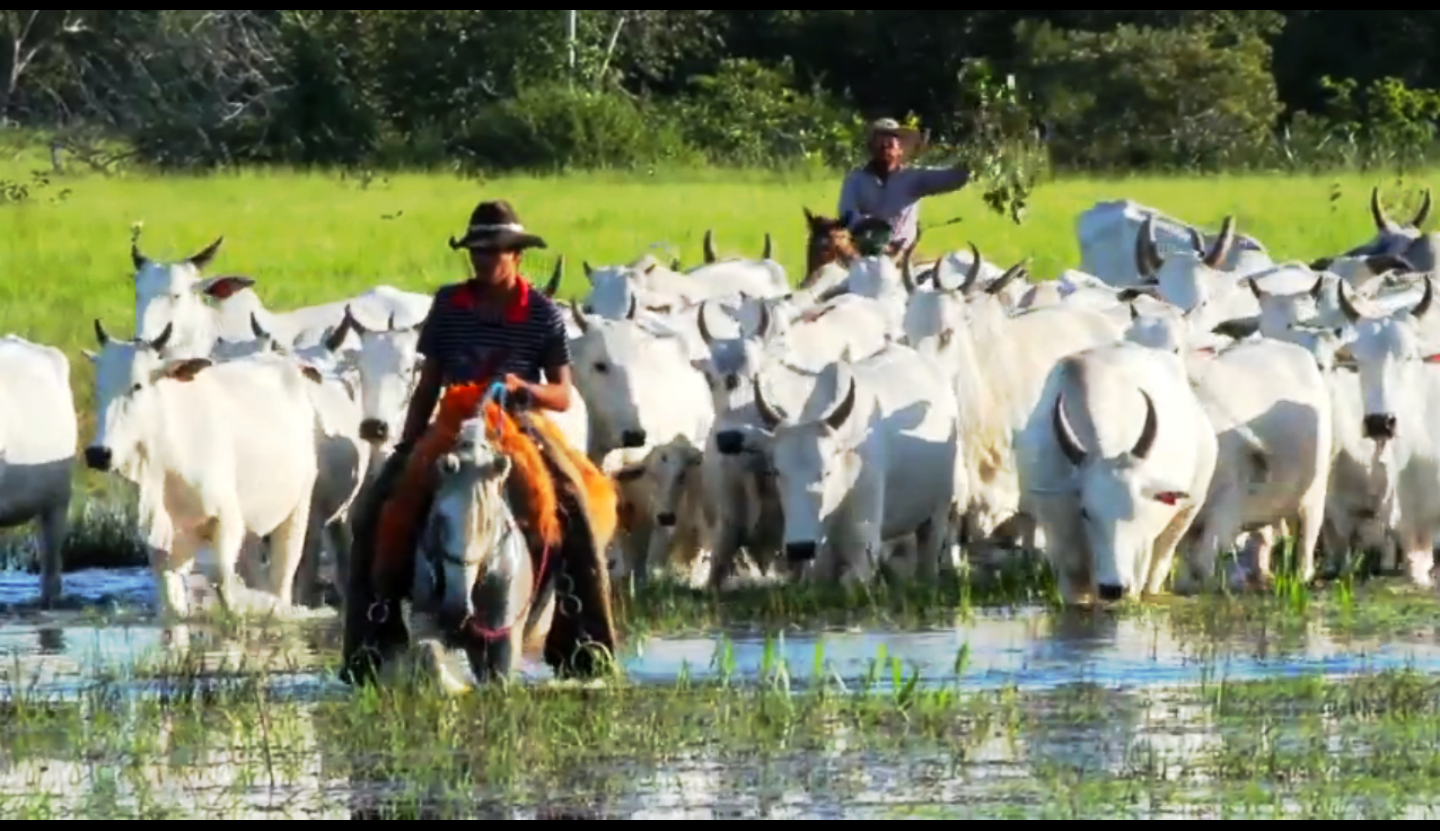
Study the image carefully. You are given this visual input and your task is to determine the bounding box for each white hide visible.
[1332,277,1440,585]
[86,322,323,620]
[752,343,964,583]
[1130,214,1264,337]
[1077,200,1272,288]
[901,254,1124,540]
[1180,339,1334,589]
[0,335,77,605]
[567,304,713,459]
[1018,342,1218,603]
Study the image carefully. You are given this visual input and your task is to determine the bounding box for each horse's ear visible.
[439,454,461,476]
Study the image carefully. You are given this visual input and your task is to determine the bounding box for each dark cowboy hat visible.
[449,199,547,251]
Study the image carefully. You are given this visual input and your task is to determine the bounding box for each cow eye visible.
[594,361,609,374]
[724,374,738,391]
[1079,508,1090,521]
[130,383,142,393]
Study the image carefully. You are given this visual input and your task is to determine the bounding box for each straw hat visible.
[865,118,925,154]
[448,199,547,251]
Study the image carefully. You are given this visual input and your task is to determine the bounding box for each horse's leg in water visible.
[339,448,414,687]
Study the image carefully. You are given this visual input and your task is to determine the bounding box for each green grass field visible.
[1,145,1436,565]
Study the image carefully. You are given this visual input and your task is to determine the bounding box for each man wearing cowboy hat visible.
[838,118,972,256]
[340,199,616,688]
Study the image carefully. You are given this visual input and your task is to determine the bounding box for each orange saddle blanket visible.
[372,383,617,592]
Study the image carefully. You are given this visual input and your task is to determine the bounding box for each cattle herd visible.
[5,186,1440,622]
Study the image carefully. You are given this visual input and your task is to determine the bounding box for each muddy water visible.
[6,567,1440,817]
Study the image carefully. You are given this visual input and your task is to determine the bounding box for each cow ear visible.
[160,358,213,382]
[196,275,255,299]
[300,365,323,384]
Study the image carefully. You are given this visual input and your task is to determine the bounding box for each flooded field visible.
[6,567,1440,818]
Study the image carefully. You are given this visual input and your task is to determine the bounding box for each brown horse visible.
[802,208,938,290]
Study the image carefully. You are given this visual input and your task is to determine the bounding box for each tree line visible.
[5,10,1440,174]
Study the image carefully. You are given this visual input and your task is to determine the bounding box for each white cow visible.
[1129,214,1265,339]
[130,236,430,358]
[752,343,963,583]
[690,295,889,587]
[901,249,1124,544]
[210,316,371,606]
[84,320,325,620]
[1018,342,1218,603]
[1326,187,1439,273]
[581,241,787,322]
[1179,339,1334,590]
[567,303,713,459]
[1077,199,1272,287]
[1332,277,1440,585]
[0,336,76,606]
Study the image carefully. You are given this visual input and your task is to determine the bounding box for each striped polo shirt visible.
[416,277,572,385]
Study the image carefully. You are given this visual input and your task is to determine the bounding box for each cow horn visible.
[93,318,111,346]
[250,312,268,339]
[703,230,717,264]
[569,300,590,333]
[670,257,682,271]
[1309,276,1326,302]
[1372,186,1398,233]
[1367,253,1416,275]
[988,262,1025,296]
[131,242,146,271]
[325,307,356,352]
[900,245,918,294]
[961,242,983,293]
[544,256,564,297]
[1414,275,1433,320]
[696,300,715,345]
[753,300,771,340]
[1131,389,1159,460]
[762,233,773,261]
[1135,215,1163,277]
[625,293,638,320]
[583,261,595,281]
[1336,280,1362,324]
[753,376,784,429]
[1052,391,1087,466]
[188,237,223,270]
[824,371,857,431]
[1188,227,1207,257]
[1129,303,1140,322]
[1415,188,1433,228]
[149,322,174,352]
[1247,277,1264,301]
[1204,216,1236,268]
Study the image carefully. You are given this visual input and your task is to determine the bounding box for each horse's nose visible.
[715,431,745,455]
[84,446,112,471]
[1363,413,1397,440]
[1097,584,1125,603]
[359,419,388,442]
[656,512,677,528]
[621,429,647,448]
[786,542,818,562]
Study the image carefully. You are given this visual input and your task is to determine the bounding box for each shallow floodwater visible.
[5,567,1440,817]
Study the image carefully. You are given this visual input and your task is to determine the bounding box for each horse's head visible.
[415,417,522,629]
[803,207,858,280]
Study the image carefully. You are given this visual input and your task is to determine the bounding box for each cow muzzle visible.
[786,541,818,562]
[1097,584,1125,603]
[656,512,677,528]
[84,446,112,472]
[621,429,647,449]
[359,418,389,443]
[1363,413,1397,441]
[715,430,746,456]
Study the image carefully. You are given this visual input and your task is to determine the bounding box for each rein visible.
[429,379,553,642]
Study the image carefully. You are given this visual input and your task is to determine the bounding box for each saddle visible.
[369,383,620,656]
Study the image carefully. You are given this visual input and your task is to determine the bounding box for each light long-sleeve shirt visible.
[837,163,970,247]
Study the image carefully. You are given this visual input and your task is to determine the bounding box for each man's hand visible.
[501,373,533,407]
